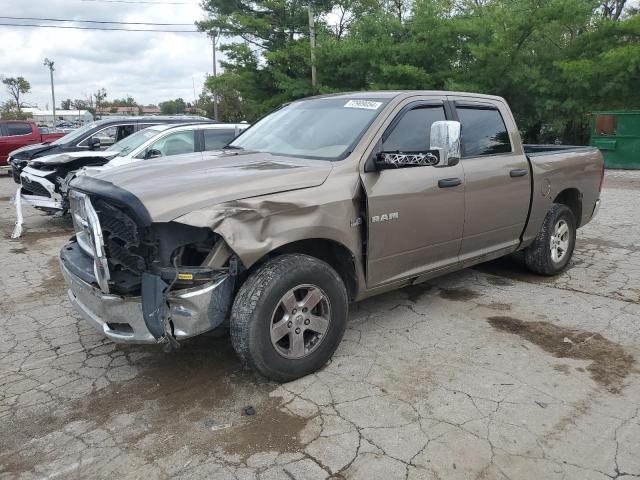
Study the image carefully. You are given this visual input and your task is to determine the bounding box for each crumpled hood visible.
[10,142,61,160]
[33,150,115,166]
[82,151,333,222]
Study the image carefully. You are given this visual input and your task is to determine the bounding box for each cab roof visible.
[305,90,506,103]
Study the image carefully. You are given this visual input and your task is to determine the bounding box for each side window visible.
[147,131,195,157]
[203,128,237,151]
[81,126,117,147]
[116,124,135,142]
[383,106,446,152]
[7,122,32,136]
[457,107,512,157]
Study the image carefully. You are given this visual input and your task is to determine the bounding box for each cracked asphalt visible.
[1,171,639,480]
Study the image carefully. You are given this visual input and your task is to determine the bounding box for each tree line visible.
[0,78,199,120]
[198,0,639,143]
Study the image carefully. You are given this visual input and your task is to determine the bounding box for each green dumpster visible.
[590,111,640,169]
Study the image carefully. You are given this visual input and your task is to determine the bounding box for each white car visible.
[12,122,249,237]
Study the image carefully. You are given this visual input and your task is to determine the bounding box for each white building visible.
[23,108,94,125]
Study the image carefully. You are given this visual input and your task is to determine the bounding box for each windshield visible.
[50,122,99,145]
[228,97,389,159]
[105,127,160,157]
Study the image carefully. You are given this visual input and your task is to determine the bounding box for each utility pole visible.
[191,75,197,111]
[43,58,56,126]
[308,1,317,90]
[210,31,219,121]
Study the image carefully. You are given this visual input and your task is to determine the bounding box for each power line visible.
[79,0,199,4]
[0,23,199,32]
[0,16,193,26]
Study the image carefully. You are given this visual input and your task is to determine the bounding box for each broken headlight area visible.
[160,266,220,285]
[69,189,229,295]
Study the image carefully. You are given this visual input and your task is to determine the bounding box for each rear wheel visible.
[230,254,348,382]
[525,203,576,276]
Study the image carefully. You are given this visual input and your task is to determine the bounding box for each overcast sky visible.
[0,0,216,109]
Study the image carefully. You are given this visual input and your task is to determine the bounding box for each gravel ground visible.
[0,171,639,480]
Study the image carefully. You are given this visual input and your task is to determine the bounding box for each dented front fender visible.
[172,171,364,271]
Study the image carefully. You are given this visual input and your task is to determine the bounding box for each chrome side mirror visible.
[430,121,461,166]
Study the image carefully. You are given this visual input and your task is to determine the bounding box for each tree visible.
[159,98,187,114]
[554,15,640,142]
[197,0,339,115]
[72,99,88,110]
[1,100,32,120]
[61,99,73,110]
[110,96,137,106]
[196,0,639,140]
[93,88,107,112]
[2,76,31,112]
[202,73,259,121]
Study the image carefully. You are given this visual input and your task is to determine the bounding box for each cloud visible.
[0,0,217,108]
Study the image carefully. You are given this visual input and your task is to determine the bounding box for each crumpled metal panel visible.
[172,167,365,271]
[141,273,169,340]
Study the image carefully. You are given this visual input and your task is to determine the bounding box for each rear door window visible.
[6,122,32,136]
[383,105,446,152]
[79,124,135,147]
[203,128,237,151]
[116,124,135,142]
[456,107,512,157]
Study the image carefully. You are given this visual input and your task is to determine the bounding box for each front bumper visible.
[20,167,64,210]
[60,246,233,344]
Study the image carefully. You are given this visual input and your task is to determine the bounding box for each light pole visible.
[308,1,317,90]
[43,58,56,127]
[210,31,219,121]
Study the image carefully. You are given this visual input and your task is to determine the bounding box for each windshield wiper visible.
[222,145,244,150]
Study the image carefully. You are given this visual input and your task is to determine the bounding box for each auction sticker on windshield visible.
[344,100,383,110]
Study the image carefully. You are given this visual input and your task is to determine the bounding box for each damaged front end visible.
[12,157,108,238]
[59,188,237,346]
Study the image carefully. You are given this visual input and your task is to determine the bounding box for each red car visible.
[0,120,66,173]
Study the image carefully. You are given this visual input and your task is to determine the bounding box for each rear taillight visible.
[599,163,605,192]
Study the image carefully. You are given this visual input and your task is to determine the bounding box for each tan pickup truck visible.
[60,91,604,381]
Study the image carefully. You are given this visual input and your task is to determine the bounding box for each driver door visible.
[360,99,465,287]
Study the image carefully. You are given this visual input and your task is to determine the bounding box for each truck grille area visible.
[93,199,147,280]
[69,187,218,294]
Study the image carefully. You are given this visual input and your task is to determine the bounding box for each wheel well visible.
[553,188,582,227]
[258,239,358,301]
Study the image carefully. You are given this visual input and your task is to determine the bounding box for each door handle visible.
[438,178,462,188]
[510,168,528,177]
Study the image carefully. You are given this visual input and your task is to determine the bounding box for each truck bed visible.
[524,144,597,156]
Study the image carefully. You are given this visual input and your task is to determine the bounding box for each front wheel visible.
[525,203,576,276]
[230,254,348,382]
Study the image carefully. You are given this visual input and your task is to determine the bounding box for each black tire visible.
[524,203,576,276]
[230,254,348,382]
